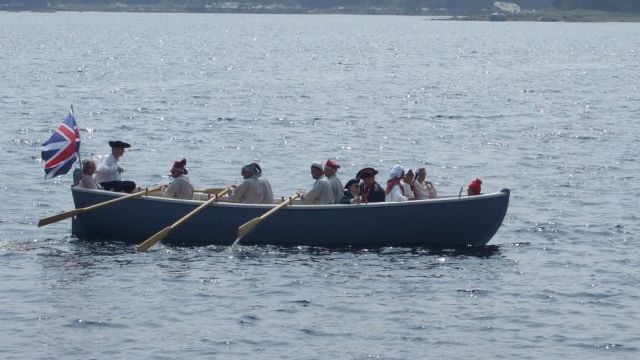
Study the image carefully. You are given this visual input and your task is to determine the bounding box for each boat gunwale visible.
[71,187,510,210]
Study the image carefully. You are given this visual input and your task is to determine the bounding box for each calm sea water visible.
[1,12,639,359]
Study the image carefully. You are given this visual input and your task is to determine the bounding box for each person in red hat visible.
[163,159,194,200]
[324,159,343,204]
[95,140,136,193]
[467,178,482,196]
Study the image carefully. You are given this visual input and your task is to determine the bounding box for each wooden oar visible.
[232,193,301,247]
[195,187,226,195]
[38,186,163,227]
[136,188,229,252]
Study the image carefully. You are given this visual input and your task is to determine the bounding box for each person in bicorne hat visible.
[468,178,482,196]
[324,159,343,204]
[95,140,136,193]
[163,159,194,200]
[340,178,361,204]
[356,167,385,203]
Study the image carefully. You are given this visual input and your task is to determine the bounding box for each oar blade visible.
[237,217,261,239]
[231,236,244,248]
[136,226,172,252]
[37,209,81,227]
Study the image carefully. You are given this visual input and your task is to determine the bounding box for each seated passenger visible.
[401,168,416,200]
[413,167,437,199]
[77,159,102,190]
[385,165,409,202]
[251,162,274,204]
[340,178,361,204]
[228,163,263,203]
[164,159,194,200]
[468,178,482,196]
[95,140,136,193]
[303,162,333,205]
[356,167,385,203]
[324,159,343,204]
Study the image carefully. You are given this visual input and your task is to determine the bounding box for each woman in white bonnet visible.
[385,165,409,202]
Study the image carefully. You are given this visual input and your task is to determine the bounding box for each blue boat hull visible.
[70,188,510,248]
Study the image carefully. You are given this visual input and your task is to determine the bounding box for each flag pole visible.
[70,105,83,186]
[70,104,82,171]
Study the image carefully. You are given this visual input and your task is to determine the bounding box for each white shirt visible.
[95,153,120,183]
[385,184,408,202]
[164,175,194,200]
[258,177,274,204]
[414,181,437,199]
[78,175,101,190]
[229,176,263,204]
[326,174,344,204]
[401,180,415,199]
[304,176,333,205]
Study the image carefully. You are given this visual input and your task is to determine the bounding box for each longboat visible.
[69,187,510,248]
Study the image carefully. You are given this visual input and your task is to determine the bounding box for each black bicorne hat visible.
[356,167,378,179]
[344,178,361,189]
[108,140,131,148]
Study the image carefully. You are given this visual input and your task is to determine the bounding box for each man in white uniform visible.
[324,159,343,204]
[228,163,264,204]
[303,162,333,205]
[95,140,136,193]
[251,162,274,204]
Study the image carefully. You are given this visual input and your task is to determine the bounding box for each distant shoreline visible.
[448,9,640,22]
[2,6,640,22]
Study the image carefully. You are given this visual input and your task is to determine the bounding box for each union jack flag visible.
[41,113,81,179]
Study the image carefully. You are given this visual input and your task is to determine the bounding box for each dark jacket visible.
[340,190,356,204]
[360,182,385,203]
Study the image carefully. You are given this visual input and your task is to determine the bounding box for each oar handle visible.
[136,188,229,252]
[38,185,163,227]
[235,193,301,241]
[170,188,229,229]
[81,185,163,212]
[259,193,300,220]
